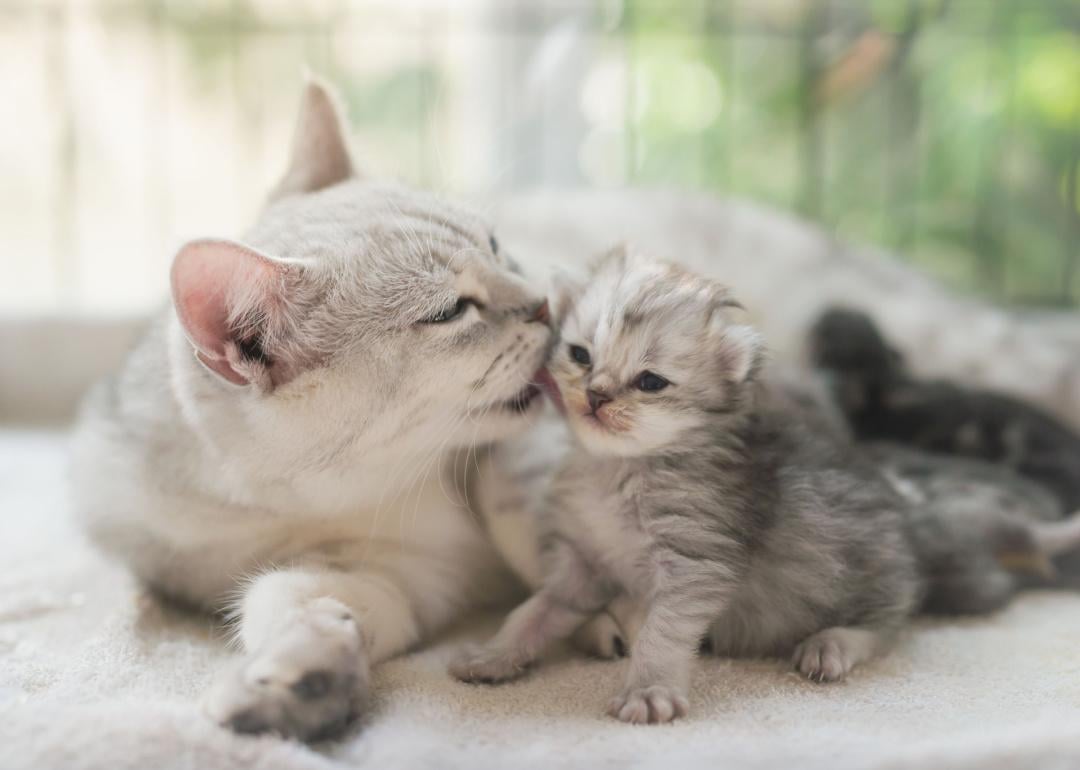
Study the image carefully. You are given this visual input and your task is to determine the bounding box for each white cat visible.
[71,79,552,740]
[71,76,1080,741]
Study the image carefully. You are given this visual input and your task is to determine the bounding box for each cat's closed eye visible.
[489,234,499,255]
[420,298,474,324]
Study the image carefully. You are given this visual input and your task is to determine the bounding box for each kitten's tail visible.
[1032,511,1080,558]
[1010,512,1080,589]
[917,509,1080,615]
[993,512,1080,584]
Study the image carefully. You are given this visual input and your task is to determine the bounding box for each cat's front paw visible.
[449,644,531,684]
[205,599,368,741]
[607,685,689,724]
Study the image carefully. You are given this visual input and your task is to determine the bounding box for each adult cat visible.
[71,80,552,740]
[72,77,1080,740]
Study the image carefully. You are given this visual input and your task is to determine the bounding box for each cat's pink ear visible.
[170,239,288,388]
[270,77,355,201]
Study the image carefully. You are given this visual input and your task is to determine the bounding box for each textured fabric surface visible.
[3,429,1080,770]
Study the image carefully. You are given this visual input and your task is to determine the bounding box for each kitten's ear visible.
[269,77,355,202]
[549,267,586,323]
[710,321,764,384]
[170,239,294,389]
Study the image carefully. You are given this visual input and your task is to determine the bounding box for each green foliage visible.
[77,0,1080,308]
[619,0,1078,307]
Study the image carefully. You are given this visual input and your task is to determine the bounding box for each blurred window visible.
[1,0,1077,314]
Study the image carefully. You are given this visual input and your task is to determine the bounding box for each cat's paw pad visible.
[607,685,689,724]
[572,612,627,659]
[793,631,855,683]
[206,600,367,741]
[449,644,530,684]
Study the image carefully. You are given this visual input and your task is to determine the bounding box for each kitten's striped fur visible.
[452,248,920,723]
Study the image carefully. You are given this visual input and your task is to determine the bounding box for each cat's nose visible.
[587,388,612,413]
[529,299,550,325]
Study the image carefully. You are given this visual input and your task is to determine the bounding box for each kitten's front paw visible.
[607,685,689,724]
[793,629,857,683]
[205,599,368,741]
[449,644,530,684]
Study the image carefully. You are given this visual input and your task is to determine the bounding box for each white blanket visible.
[3,429,1080,770]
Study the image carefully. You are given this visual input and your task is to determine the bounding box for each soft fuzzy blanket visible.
[3,428,1080,770]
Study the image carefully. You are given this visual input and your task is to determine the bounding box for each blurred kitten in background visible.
[809,307,1080,512]
[808,306,1080,596]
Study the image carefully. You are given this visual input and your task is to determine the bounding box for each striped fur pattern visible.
[451,248,921,723]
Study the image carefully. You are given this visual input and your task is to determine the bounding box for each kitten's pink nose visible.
[587,388,612,413]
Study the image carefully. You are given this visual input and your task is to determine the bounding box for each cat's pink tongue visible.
[533,368,565,415]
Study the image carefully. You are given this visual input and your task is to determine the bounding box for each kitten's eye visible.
[569,344,591,367]
[489,234,499,254]
[421,298,472,324]
[636,371,669,392]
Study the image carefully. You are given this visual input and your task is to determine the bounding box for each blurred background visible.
[1,0,1078,315]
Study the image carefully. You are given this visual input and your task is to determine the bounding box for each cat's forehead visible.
[247,180,493,271]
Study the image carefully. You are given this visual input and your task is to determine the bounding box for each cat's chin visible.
[469,383,543,418]
[497,383,543,415]
[459,382,547,445]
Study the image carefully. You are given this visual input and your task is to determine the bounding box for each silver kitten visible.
[451,247,921,723]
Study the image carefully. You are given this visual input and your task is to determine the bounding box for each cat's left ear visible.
[269,77,356,202]
[709,320,764,384]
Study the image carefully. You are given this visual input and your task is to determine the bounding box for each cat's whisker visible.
[362,404,468,556]
[401,407,472,539]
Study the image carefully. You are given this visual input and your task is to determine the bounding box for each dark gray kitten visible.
[871,445,1080,612]
[807,306,1080,604]
[450,247,921,723]
[809,307,1080,512]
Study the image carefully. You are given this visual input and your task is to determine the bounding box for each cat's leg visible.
[206,566,424,740]
[449,591,592,683]
[450,541,614,683]
[608,582,728,724]
[792,626,888,683]
[572,592,646,659]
